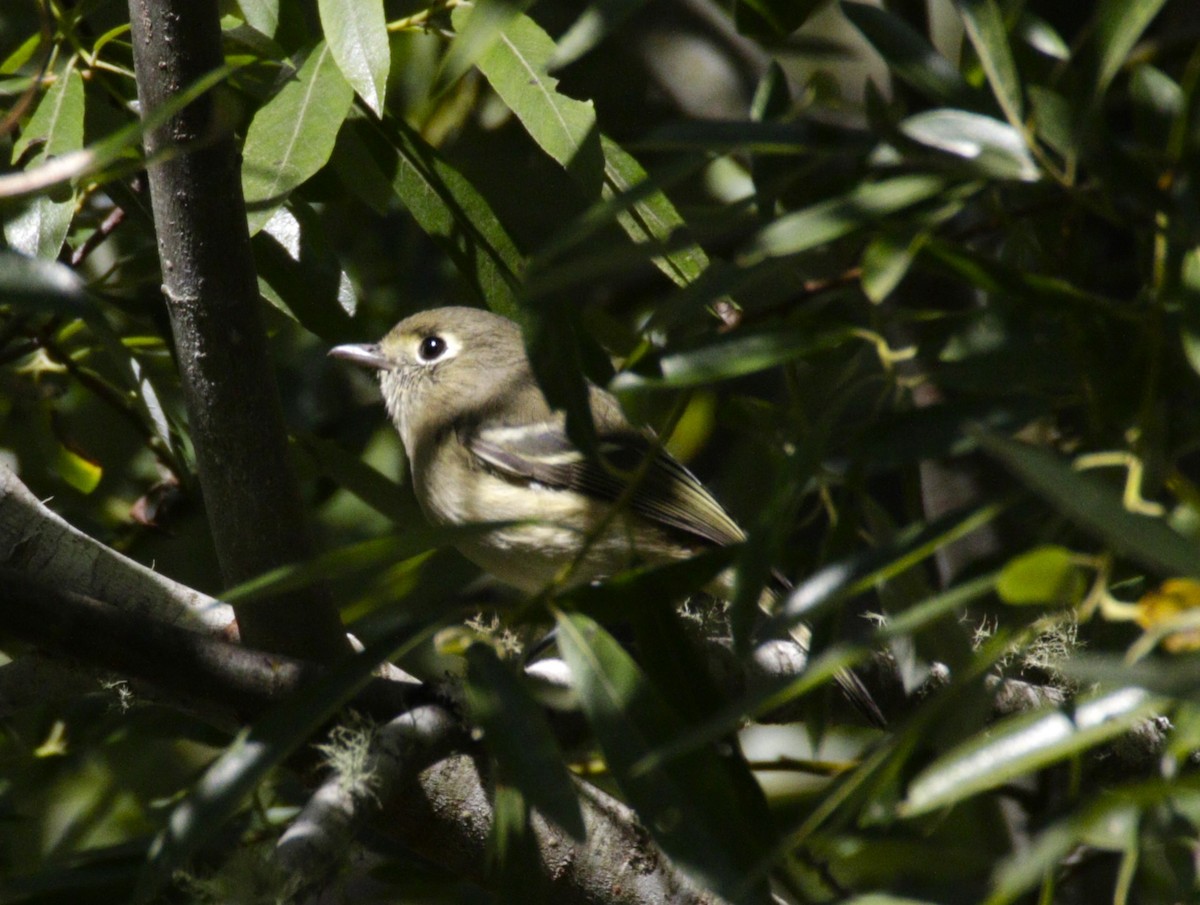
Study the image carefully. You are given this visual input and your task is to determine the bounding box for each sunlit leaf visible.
[995,545,1085,607]
[612,325,856,391]
[55,443,102,494]
[958,0,1024,125]
[470,9,602,187]
[439,0,530,94]
[242,42,354,235]
[318,0,389,114]
[5,63,84,259]
[901,687,1166,817]
[899,109,1038,181]
[737,174,951,265]
[235,0,279,36]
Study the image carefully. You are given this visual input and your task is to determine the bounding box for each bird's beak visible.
[329,343,392,371]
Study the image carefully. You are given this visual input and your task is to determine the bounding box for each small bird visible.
[330,307,882,725]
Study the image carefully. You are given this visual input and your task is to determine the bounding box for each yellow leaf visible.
[1136,579,1200,653]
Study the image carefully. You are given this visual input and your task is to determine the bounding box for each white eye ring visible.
[418,335,449,362]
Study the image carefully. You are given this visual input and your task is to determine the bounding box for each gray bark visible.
[126,0,349,662]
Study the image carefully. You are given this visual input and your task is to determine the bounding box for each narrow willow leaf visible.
[370,119,524,321]
[959,0,1024,125]
[978,432,1200,578]
[986,794,1143,904]
[253,205,356,338]
[602,136,710,289]
[55,444,102,494]
[900,687,1166,817]
[840,2,972,105]
[555,611,773,903]
[5,64,84,259]
[1091,0,1167,97]
[242,42,354,235]
[221,523,507,605]
[900,109,1038,181]
[318,0,389,114]
[737,174,950,265]
[294,432,420,524]
[611,326,857,391]
[471,10,709,288]
[861,230,922,303]
[439,0,530,95]
[468,8,603,187]
[464,644,586,840]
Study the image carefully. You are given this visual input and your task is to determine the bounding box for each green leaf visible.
[470,8,603,187]
[1091,0,1167,97]
[5,64,84,259]
[995,545,1085,606]
[439,0,530,95]
[463,644,586,841]
[242,42,354,236]
[554,611,773,903]
[55,443,102,494]
[737,174,951,265]
[370,119,524,321]
[1178,247,1200,378]
[294,432,420,524]
[601,136,710,289]
[978,432,1200,578]
[861,230,923,303]
[959,0,1024,125]
[899,109,1038,181]
[235,0,279,36]
[317,0,389,115]
[611,326,858,392]
[252,204,356,338]
[472,11,709,289]
[900,687,1166,817]
[840,2,971,105]
[549,0,649,70]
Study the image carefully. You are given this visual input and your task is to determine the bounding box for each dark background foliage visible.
[3,0,1200,902]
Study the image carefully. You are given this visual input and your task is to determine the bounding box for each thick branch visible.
[0,464,231,630]
[126,0,349,662]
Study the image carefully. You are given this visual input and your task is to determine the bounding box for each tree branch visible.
[126,0,349,662]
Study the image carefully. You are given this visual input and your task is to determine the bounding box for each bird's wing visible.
[466,420,745,548]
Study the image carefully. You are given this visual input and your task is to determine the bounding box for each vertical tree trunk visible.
[127,0,350,663]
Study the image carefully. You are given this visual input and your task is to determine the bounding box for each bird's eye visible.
[418,335,448,362]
